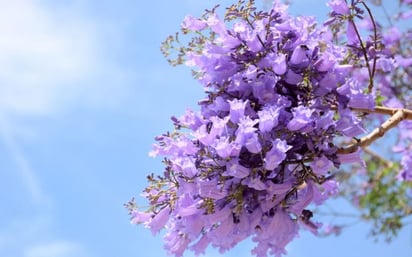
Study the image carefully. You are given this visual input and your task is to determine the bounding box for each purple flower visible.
[164,230,191,257]
[193,123,215,146]
[207,13,226,35]
[338,149,364,165]
[327,0,349,15]
[284,69,303,84]
[244,132,262,153]
[235,116,259,147]
[210,116,229,137]
[130,210,151,224]
[177,194,201,217]
[271,53,288,75]
[242,176,267,190]
[383,27,402,45]
[233,21,247,33]
[214,136,239,158]
[264,139,292,170]
[178,109,203,130]
[228,99,248,123]
[290,45,309,66]
[198,179,226,199]
[336,110,366,137]
[314,52,335,72]
[289,181,314,214]
[310,155,334,176]
[398,154,412,181]
[173,157,198,177]
[148,206,170,235]
[347,21,360,45]
[287,105,314,132]
[252,77,278,103]
[181,15,207,31]
[253,208,298,257]
[348,93,375,110]
[395,55,412,67]
[190,235,210,255]
[400,9,412,20]
[224,159,251,178]
[376,58,395,72]
[132,1,391,255]
[258,105,280,132]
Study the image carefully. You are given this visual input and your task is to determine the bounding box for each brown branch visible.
[351,106,412,120]
[338,107,411,154]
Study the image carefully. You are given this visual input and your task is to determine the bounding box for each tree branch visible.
[337,107,412,154]
[351,106,412,120]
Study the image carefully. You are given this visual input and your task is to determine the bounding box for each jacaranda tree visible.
[126,0,412,256]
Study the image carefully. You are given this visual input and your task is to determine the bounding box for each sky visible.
[0,0,410,257]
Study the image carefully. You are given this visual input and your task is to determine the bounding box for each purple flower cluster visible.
[128,1,400,256]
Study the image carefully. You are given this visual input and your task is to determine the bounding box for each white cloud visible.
[0,0,130,117]
[24,241,90,257]
[0,2,120,256]
[0,113,49,206]
[0,215,92,257]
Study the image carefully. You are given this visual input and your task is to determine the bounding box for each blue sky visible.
[0,0,410,257]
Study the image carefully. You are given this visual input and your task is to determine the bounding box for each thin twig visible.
[351,106,412,120]
[349,18,374,92]
[360,1,379,86]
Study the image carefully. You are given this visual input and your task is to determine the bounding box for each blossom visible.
[310,155,334,176]
[130,1,401,256]
[327,0,350,15]
[224,159,251,178]
[258,105,281,132]
[287,105,314,132]
[181,15,207,31]
[264,139,292,170]
[347,21,360,45]
[228,99,248,123]
[148,206,170,235]
[290,45,309,66]
[398,154,412,181]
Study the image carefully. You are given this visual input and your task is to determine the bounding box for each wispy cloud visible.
[0,1,122,256]
[0,113,49,206]
[0,214,93,257]
[24,240,91,257]
[0,0,132,117]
